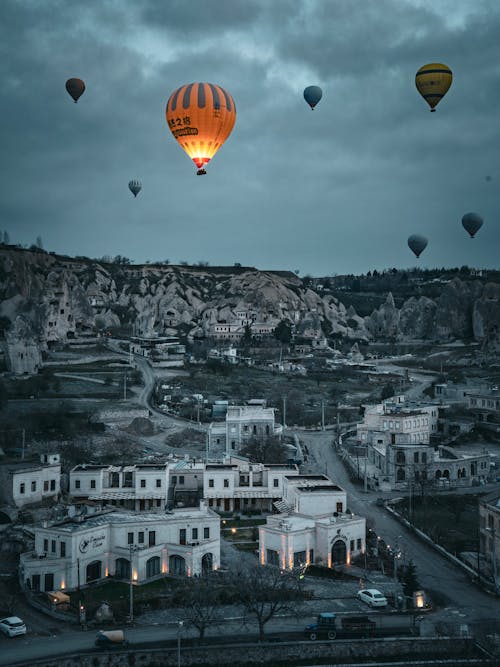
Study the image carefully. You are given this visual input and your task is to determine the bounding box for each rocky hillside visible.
[0,247,367,348]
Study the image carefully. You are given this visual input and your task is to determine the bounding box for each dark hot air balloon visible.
[65,78,85,103]
[462,212,483,238]
[128,180,142,197]
[408,234,428,258]
[303,85,322,110]
[166,83,236,175]
[415,63,452,111]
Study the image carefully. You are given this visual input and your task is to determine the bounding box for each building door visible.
[44,573,54,592]
[201,553,213,574]
[331,540,347,565]
[115,558,131,579]
[32,574,40,591]
[234,498,240,511]
[224,499,230,511]
[169,555,186,575]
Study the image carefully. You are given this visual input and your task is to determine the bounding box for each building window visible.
[396,451,405,465]
[149,531,156,547]
[267,549,280,566]
[208,479,214,488]
[397,468,406,481]
[140,479,146,488]
[179,476,185,485]
[204,527,210,539]
[156,479,162,488]
[350,540,355,551]
[172,476,177,485]
[90,479,96,489]
[179,528,186,545]
[60,542,66,557]
[20,483,25,494]
[31,481,36,492]
[273,479,279,488]
[43,538,48,552]
[336,502,343,513]
[51,540,56,553]
[50,479,55,491]
[146,556,161,578]
[422,452,427,463]
[75,479,81,489]
[123,472,133,487]
[357,538,362,550]
[127,532,134,545]
[414,452,419,463]
[44,481,49,492]
[192,528,198,541]
[293,551,307,567]
[223,479,229,488]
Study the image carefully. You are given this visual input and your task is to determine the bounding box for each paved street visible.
[296,429,499,624]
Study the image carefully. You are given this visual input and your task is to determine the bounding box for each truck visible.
[95,630,129,649]
[304,612,337,640]
[305,613,377,640]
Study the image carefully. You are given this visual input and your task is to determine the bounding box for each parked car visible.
[357,589,388,608]
[0,617,27,637]
[95,630,129,649]
[304,612,337,640]
[340,615,377,636]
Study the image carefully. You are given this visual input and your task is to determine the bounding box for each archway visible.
[169,555,186,575]
[146,556,161,578]
[331,540,347,566]
[202,553,213,574]
[115,558,130,579]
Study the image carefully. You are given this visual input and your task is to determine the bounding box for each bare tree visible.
[179,575,226,643]
[240,436,288,464]
[232,564,303,641]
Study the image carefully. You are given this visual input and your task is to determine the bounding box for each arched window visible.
[115,558,130,579]
[397,468,405,481]
[435,469,442,479]
[442,469,450,479]
[169,554,186,575]
[331,540,347,565]
[202,553,213,574]
[396,451,405,465]
[86,560,102,582]
[146,556,161,578]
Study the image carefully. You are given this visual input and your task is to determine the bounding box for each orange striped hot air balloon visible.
[166,82,236,175]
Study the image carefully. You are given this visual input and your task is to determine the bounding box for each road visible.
[296,429,499,625]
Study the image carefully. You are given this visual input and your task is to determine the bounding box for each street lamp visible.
[177,620,184,667]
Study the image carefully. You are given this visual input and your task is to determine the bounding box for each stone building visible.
[19,501,220,593]
[479,490,500,592]
[208,404,283,455]
[4,316,41,376]
[0,454,61,508]
[259,475,365,570]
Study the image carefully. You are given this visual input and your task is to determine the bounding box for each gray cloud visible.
[1,0,498,275]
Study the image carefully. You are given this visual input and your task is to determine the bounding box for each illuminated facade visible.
[19,501,219,593]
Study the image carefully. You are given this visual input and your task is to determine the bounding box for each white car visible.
[0,617,27,637]
[357,589,388,608]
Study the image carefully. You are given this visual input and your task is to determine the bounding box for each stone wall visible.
[12,637,483,667]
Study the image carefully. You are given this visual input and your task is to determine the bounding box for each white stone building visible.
[203,461,299,513]
[259,475,365,570]
[69,464,170,512]
[208,405,283,455]
[0,454,61,508]
[479,490,500,592]
[19,502,220,593]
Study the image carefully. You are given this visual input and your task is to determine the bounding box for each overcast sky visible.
[1,0,499,276]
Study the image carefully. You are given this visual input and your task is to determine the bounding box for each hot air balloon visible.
[128,180,142,197]
[408,234,428,258]
[166,83,236,175]
[462,212,483,238]
[303,86,322,110]
[415,63,452,112]
[65,78,85,103]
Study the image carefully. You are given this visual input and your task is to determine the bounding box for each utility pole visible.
[177,620,184,667]
[364,455,368,493]
[129,544,136,622]
[123,373,127,400]
[21,428,25,460]
[321,400,325,431]
[282,396,286,429]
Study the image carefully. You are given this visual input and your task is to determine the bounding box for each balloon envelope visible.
[415,63,452,111]
[303,85,322,110]
[166,83,236,173]
[408,234,428,258]
[65,78,85,103]
[128,180,142,197]
[462,212,483,238]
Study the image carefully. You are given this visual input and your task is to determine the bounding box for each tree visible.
[240,435,288,464]
[381,383,395,400]
[274,320,292,345]
[232,565,303,641]
[179,575,225,643]
[401,560,420,597]
[241,323,253,347]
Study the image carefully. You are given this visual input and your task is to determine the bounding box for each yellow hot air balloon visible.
[415,63,452,111]
[166,82,236,175]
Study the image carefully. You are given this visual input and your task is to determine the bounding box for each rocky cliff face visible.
[0,248,367,347]
[365,278,499,343]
